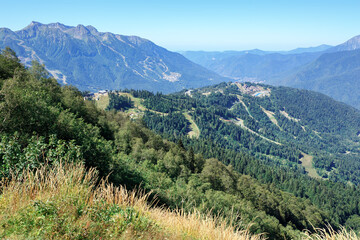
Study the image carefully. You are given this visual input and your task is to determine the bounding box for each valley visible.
[1,19,360,239]
[102,81,360,237]
[181,35,360,110]
[104,82,360,186]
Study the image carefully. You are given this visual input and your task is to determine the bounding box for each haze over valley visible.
[1,1,360,239]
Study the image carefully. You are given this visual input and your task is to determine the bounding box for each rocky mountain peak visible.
[125,35,150,47]
[329,35,360,52]
[75,24,90,34]
[61,24,93,40]
[0,27,14,34]
[0,22,227,93]
[47,22,70,31]
[342,35,360,49]
[23,21,43,30]
[85,25,98,34]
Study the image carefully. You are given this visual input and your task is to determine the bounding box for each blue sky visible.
[1,0,359,51]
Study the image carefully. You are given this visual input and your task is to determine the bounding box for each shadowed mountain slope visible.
[0,22,227,92]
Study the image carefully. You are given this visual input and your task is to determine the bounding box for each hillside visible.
[104,82,360,233]
[277,49,360,109]
[131,82,360,184]
[2,48,360,239]
[0,22,227,93]
[181,35,360,110]
[2,161,356,240]
[1,162,264,240]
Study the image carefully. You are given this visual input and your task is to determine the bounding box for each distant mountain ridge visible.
[277,49,360,109]
[180,45,332,82]
[0,22,227,92]
[286,44,332,54]
[328,35,360,52]
[181,50,324,82]
[272,36,360,109]
[181,35,360,109]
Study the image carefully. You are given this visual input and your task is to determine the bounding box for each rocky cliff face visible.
[0,22,227,92]
[328,35,360,52]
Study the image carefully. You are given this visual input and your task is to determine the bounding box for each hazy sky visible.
[1,0,359,51]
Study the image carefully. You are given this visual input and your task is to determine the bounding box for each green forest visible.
[117,83,360,231]
[0,47,360,239]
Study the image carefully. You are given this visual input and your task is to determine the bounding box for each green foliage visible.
[143,112,189,138]
[0,47,22,81]
[345,215,360,231]
[106,92,134,111]
[137,82,360,233]
[0,134,82,178]
[0,48,358,239]
[1,183,155,239]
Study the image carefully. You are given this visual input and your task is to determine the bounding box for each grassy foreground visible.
[0,163,262,240]
[0,162,357,240]
[304,227,359,240]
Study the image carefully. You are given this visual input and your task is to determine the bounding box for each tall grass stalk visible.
[0,162,263,239]
[302,225,359,240]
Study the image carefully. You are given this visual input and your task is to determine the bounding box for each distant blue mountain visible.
[284,44,332,54]
[181,36,360,109]
[277,49,360,109]
[327,35,360,52]
[180,50,325,82]
[0,22,227,93]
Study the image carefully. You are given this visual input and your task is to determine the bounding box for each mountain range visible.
[0,22,227,93]
[2,22,360,109]
[180,50,323,82]
[278,49,360,108]
[1,25,360,238]
[181,36,360,109]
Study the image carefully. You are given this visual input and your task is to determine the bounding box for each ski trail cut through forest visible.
[184,112,200,138]
[299,152,322,179]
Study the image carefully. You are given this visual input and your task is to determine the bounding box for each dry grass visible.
[0,162,264,240]
[1,163,357,239]
[0,162,95,215]
[0,163,162,239]
[302,225,359,240]
[149,208,262,240]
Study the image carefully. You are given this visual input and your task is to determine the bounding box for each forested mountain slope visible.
[181,35,360,110]
[1,48,359,239]
[129,82,360,184]
[278,49,360,109]
[103,81,360,234]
